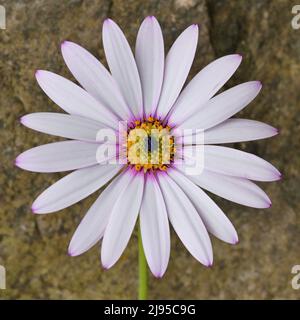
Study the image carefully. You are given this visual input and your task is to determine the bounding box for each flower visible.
[16,16,280,278]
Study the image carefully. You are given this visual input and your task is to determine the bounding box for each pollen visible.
[126,117,175,173]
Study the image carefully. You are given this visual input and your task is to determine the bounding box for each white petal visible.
[101,171,144,269]
[199,145,281,181]
[176,166,271,208]
[169,55,242,124]
[140,173,170,277]
[181,118,277,144]
[179,81,262,130]
[135,16,164,117]
[168,169,238,244]
[61,41,131,120]
[68,171,131,256]
[155,25,198,118]
[204,119,278,144]
[157,172,213,266]
[20,113,105,141]
[103,19,143,118]
[32,164,122,214]
[35,70,118,128]
[16,141,99,173]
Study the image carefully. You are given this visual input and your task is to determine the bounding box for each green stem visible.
[138,223,148,300]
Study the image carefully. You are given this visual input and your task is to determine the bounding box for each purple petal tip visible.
[104,18,112,24]
[153,271,164,279]
[102,265,109,271]
[31,205,38,214]
[61,40,69,47]
[68,250,74,257]
[207,263,213,268]
[235,54,243,62]
[257,81,263,88]
[35,70,41,77]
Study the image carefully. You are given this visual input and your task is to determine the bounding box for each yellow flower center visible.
[126,117,175,172]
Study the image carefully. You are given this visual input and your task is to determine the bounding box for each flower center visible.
[126,117,175,172]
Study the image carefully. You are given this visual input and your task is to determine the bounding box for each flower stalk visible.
[138,222,148,300]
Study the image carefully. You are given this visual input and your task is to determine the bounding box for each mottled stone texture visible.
[0,0,299,299]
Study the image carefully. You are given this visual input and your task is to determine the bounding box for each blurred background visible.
[0,0,299,299]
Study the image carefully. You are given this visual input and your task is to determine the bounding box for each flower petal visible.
[198,145,281,181]
[20,113,105,141]
[68,171,130,256]
[61,41,131,120]
[140,173,170,277]
[178,81,262,130]
[155,25,198,118]
[101,171,144,269]
[16,141,99,173]
[32,164,122,214]
[168,169,238,244]
[157,172,213,266]
[35,70,118,128]
[169,54,242,124]
[176,166,271,208]
[135,16,164,117]
[178,118,278,144]
[103,19,143,118]
[204,119,278,144]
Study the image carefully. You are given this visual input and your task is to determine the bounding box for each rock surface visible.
[0,0,299,299]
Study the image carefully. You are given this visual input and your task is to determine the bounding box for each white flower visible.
[16,16,280,277]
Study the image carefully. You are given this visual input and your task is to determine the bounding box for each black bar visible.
[0,300,298,317]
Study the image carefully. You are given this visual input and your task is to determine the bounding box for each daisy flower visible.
[16,16,280,279]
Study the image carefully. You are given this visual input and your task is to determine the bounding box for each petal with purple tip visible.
[140,173,170,277]
[20,113,106,141]
[32,164,122,214]
[176,166,271,208]
[155,24,198,118]
[203,118,278,144]
[61,41,131,120]
[178,81,262,130]
[135,16,164,117]
[168,169,238,244]
[195,145,280,181]
[169,54,242,124]
[35,70,118,128]
[101,171,144,269]
[102,19,143,118]
[69,171,131,256]
[157,172,213,266]
[16,141,99,173]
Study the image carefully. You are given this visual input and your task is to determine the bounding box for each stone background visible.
[0,0,299,299]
